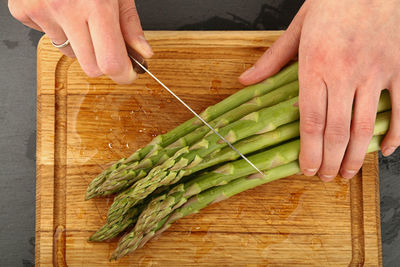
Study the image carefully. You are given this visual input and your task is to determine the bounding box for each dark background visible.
[1,0,399,266]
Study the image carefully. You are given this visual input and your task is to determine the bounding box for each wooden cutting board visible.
[36,31,382,266]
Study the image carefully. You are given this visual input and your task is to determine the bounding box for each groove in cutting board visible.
[36,32,382,266]
[53,55,74,267]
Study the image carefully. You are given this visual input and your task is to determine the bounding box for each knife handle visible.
[126,45,148,74]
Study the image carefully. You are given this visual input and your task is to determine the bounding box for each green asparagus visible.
[111,134,385,260]
[92,80,300,198]
[108,110,390,253]
[85,62,299,199]
[109,108,391,256]
[106,96,301,223]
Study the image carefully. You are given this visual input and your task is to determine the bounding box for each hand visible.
[239,0,400,181]
[8,0,153,84]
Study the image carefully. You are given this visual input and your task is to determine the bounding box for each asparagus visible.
[89,173,201,242]
[111,134,385,260]
[111,110,391,256]
[85,62,299,199]
[100,110,391,248]
[106,88,392,224]
[92,81,300,198]
[106,96,301,223]
[89,206,142,242]
[116,110,391,251]
[117,139,301,247]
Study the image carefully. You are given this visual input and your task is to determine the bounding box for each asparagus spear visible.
[89,206,142,242]
[93,81,300,198]
[89,173,201,242]
[111,134,384,260]
[85,63,299,199]
[105,89,391,223]
[106,96,301,223]
[111,110,391,255]
[113,110,390,251]
[98,110,391,246]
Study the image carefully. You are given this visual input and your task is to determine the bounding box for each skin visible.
[239,0,400,181]
[8,0,153,84]
[9,0,399,181]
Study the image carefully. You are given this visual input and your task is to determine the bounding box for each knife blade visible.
[128,54,264,177]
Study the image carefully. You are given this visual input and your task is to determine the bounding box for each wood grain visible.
[36,31,382,266]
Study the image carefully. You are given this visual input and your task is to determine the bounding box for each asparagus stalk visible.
[85,63,298,199]
[111,134,385,260]
[89,173,201,242]
[99,110,391,246]
[106,89,391,223]
[107,111,390,251]
[106,96,301,223]
[105,90,391,223]
[111,109,391,255]
[89,206,142,242]
[92,81,300,198]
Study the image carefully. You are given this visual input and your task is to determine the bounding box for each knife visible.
[127,50,264,177]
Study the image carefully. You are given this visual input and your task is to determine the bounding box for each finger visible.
[238,2,308,85]
[18,15,43,31]
[88,3,136,84]
[8,0,42,31]
[60,16,102,77]
[119,0,153,58]
[318,85,354,181]
[340,87,381,179]
[29,10,75,58]
[381,82,400,156]
[298,75,327,177]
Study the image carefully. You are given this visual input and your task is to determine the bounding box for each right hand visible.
[8,0,153,84]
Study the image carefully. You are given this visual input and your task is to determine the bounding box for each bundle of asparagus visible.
[85,62,392,260]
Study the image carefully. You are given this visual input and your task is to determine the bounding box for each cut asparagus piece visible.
[111,134,384,260]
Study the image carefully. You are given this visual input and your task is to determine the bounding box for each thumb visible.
[239,2,308,85]
[119,0,153,59]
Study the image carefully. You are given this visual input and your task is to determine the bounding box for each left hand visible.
[239,0,400,181]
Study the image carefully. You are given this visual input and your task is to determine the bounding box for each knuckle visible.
[301,112,325,135]
[120,5,139,23]
[351,120,374,138]
[8,3,29,22]
[47,0,66,13]
[25,3,45,21]
[325,123,349,144]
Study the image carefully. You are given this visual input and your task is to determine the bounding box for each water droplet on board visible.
[108,143,113,149]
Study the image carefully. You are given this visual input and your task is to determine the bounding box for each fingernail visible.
[318,173,335,182]
[137,36,153,58]
[130,68,138,82]
[121,67,137,84]
[239,66,255,79]
[382,146,396,156]
[303,168,317,176]
[341,169,357,179]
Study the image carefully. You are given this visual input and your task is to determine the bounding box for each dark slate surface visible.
[0,0,398,265]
